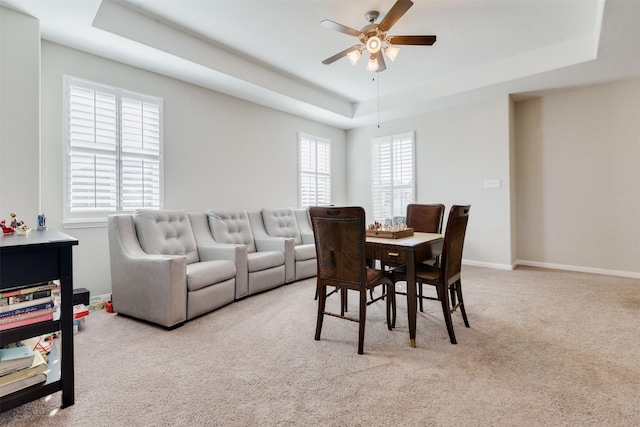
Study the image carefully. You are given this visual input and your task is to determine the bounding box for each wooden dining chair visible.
[309,206,396,354]
[392,205,470,344]
[384,204,445,312]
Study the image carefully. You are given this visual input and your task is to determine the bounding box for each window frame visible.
[371,131,416,223]
[63,76,164,228]
[298,133,331,208]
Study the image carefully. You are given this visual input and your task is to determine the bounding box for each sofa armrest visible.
[198,243,250,299]
[108,214,188,328]
[255,237,295,283]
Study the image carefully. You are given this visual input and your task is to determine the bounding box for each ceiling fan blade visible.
[322,45,362,65]
[320,20,363,38]
[378,0,414,32]
[375,50,386,73]
[387,35,437,45]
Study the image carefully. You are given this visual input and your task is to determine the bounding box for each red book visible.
[73,304,89,319]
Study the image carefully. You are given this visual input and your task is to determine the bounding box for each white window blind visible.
[371,131,415,222]
[64,77,163,227]
[299,133,331,207]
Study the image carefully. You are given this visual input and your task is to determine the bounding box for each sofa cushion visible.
[261,208,302,245]
[186,260,236,292]
[207,209,257,253]
[133,210,199,264]
[247,251,285,273]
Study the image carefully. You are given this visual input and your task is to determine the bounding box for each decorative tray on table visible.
[365,228,414,239]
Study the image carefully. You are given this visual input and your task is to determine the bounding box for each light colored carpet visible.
[1,266,639,426]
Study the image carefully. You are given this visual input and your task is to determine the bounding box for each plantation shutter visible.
[299,134,331,207]
[371,132,415,222]
[67,84,118,212]
[65,77,163,226]
[120,96,161,211]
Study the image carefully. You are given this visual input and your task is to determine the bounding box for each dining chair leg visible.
[385,284,396,330]
[315,283,326,341]
[358,289,367,354]
[391,284,397,328]
[438,284,457,344]
[455,280,470,328]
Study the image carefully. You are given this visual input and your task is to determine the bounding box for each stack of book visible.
[0,347,48,397]
[0,282,58,331]
[73,303,89,332]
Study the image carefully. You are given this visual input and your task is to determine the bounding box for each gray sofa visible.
[108,210,237,328]
[108,207,316,328]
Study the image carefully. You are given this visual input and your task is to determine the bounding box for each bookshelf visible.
[0,230,78,412]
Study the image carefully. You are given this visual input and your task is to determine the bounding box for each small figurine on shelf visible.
[1,219,16,234]
[9,212,18,228]
[37,213,47,230]
[16,221,31,235]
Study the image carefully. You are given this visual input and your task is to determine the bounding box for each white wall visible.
[515,77,640,276]
[38,41,346,296]
[346,96,515,269]
[0,7,40,223]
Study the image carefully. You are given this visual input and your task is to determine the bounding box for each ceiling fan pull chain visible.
[377,72,381,128]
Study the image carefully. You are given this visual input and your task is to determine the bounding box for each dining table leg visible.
[406,250,417,348]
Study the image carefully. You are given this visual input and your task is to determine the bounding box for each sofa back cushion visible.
[133,209,199,264]
[261,208,302,246]
[207,209,257,253]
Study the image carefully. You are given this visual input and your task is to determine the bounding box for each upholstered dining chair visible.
[309,206,396,354]
[392,205,470,344]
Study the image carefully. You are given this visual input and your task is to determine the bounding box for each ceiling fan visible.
[320,0,436,73]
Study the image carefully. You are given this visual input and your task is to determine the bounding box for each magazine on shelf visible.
[0,306,57,325]
[0,313,54,331]
[0,296,54,313]
[4,289,52,305]
[0,372,47,397]
[0,301,55,320]
[0,350,47,387]
[0,347,37,376]
[0,282,56,299]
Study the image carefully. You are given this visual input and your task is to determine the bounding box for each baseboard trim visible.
[462,259,514,271]
[515,260,640,279]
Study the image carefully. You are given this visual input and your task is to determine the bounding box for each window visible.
[64,77,163,227]
[298,133,331,207]
[371,131,415,222]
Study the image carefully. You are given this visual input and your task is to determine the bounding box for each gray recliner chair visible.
[205,209,286,297]
[258,207,317,282]
[108,210,237,329]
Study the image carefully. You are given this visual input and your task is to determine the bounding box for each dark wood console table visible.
[0,230,78,412]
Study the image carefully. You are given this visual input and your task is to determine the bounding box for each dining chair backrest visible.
[309,206,365,287]
[440,205,471,283]
[406,204,445,234]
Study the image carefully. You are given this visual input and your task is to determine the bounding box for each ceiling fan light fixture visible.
[384,45,400,62]
[366,55,379,72]
[347,49,362,65]
[366,36,382,54]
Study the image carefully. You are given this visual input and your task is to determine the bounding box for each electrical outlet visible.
[484,179,501,189]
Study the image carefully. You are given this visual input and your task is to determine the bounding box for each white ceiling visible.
[2,0,640,129]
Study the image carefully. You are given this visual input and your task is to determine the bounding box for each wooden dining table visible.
[366,232,444,348]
